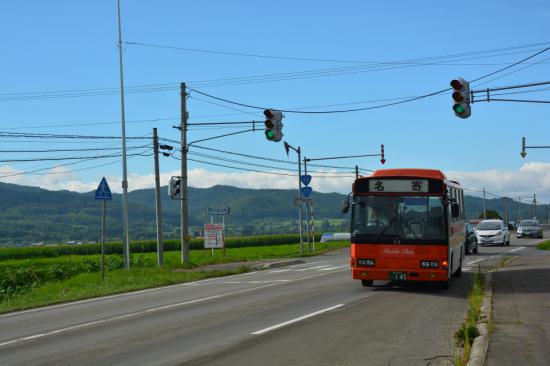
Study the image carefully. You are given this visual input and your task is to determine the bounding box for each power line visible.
[189,46,550,114]
[0,132,152,140]
[2,42,548,101]
[0,144,150,153]
[124,40,550,65]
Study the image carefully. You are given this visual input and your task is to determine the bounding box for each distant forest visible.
[0,182,546,244]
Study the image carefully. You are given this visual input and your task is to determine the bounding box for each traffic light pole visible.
[153,128,164,266]
[284,142,304,255]
[303,157,311,255]
[180,83,190,264]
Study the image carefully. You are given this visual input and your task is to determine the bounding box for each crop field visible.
[0,235,348,314]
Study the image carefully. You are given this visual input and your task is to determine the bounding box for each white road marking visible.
[251,304,345,335]
[0,267,349,347]
[0,268,264,319]
[267,269,292,273]
[291,260,328,266]
[294,265,334,272]
[319,265,346,271]
[507,246,526,253]
[223,280,291,284]
[0,283,277,348]
[466,258,485,265]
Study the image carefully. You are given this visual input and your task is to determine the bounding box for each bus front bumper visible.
[352,267,448,282]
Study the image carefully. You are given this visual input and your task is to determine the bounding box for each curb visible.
[254,259,306,270]
[466,272,493,366]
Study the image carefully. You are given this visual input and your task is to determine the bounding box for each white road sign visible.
[204,223,224,249]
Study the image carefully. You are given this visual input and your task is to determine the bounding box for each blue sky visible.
[1,1,550,200]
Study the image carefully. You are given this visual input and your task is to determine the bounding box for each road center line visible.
[507,246,526,253]
[251,304,345,335]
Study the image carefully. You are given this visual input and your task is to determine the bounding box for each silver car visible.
[516,220,543,239]
[476,219,510,246]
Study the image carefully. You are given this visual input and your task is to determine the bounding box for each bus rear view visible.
[344,169,465,289]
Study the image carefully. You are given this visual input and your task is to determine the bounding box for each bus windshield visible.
[351,195,447,244]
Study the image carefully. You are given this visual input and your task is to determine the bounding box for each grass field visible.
[0,240,349,314]
[536,241,550,250]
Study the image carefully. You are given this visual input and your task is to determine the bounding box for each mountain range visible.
[0,182,546,244]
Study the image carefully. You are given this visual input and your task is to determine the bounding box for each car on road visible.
[475,219,510,246]
[465,223,478,254]
[516,219,543,239]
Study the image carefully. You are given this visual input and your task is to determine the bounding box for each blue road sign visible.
[95,177,112,200]
[300,174,312,186]
[301,186,313,198]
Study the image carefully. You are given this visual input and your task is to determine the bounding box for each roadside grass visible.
[454,271,485,366]
[0,241,348,314]
[0,267,249,314]
[536,241,550,250]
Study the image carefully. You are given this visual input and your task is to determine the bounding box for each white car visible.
[475,219,510,246]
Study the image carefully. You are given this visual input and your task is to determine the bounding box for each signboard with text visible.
[368,179,429,193]
[206,206,230,215]
[204,223,224,249]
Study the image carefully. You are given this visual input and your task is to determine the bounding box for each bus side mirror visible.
[341,199,350,214]
[451,203,460,218]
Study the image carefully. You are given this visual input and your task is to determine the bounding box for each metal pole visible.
[482,188,487,220]
[311,200,316,253]
[116,0,130,270]
[355,165,359,179]
[533,194,537,219]
[153,128,164,266]
[297,147,303,255]
[101,199,106,281]
[518,196,522,221]
[181,83,190,264]
[303,157,310,255]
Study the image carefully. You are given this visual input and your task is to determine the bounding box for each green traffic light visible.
[265,130,275,140]
[453,103,465,114]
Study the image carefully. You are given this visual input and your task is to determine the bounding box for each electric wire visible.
[189,46,550,114]
[2,42,548,101]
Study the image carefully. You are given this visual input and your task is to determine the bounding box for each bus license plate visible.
[389,272,407,281]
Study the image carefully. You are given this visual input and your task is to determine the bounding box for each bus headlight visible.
[358,259,375,267]
[420,260,439,268]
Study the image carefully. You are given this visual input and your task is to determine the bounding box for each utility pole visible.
[502,197,509,227]
[303,157,311,255]
[180,83,190,264]
[533,193,537,219]
[518,196,522,221]
[482,187,487,219]
[153,128,164,266]
[355,165,359,179]
[116,0,130,269]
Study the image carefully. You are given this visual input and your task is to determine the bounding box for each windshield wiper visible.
[372,215,400,243]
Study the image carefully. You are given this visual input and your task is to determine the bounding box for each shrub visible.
[0,234,321,260]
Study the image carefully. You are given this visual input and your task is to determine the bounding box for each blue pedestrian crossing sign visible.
[95,177,112,200]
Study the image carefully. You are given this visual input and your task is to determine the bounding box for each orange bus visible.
[343,169,465,289]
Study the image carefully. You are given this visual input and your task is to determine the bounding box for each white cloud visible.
[2,163,550,201]
[448,162,550,202]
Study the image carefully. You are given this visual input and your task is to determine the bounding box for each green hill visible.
[0,182,545,245]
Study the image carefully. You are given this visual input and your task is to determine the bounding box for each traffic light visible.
[450,77,471,119]
[264,109,284,142]
[169,176,181,199]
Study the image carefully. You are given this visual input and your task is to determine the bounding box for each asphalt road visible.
[0,234,545,366]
